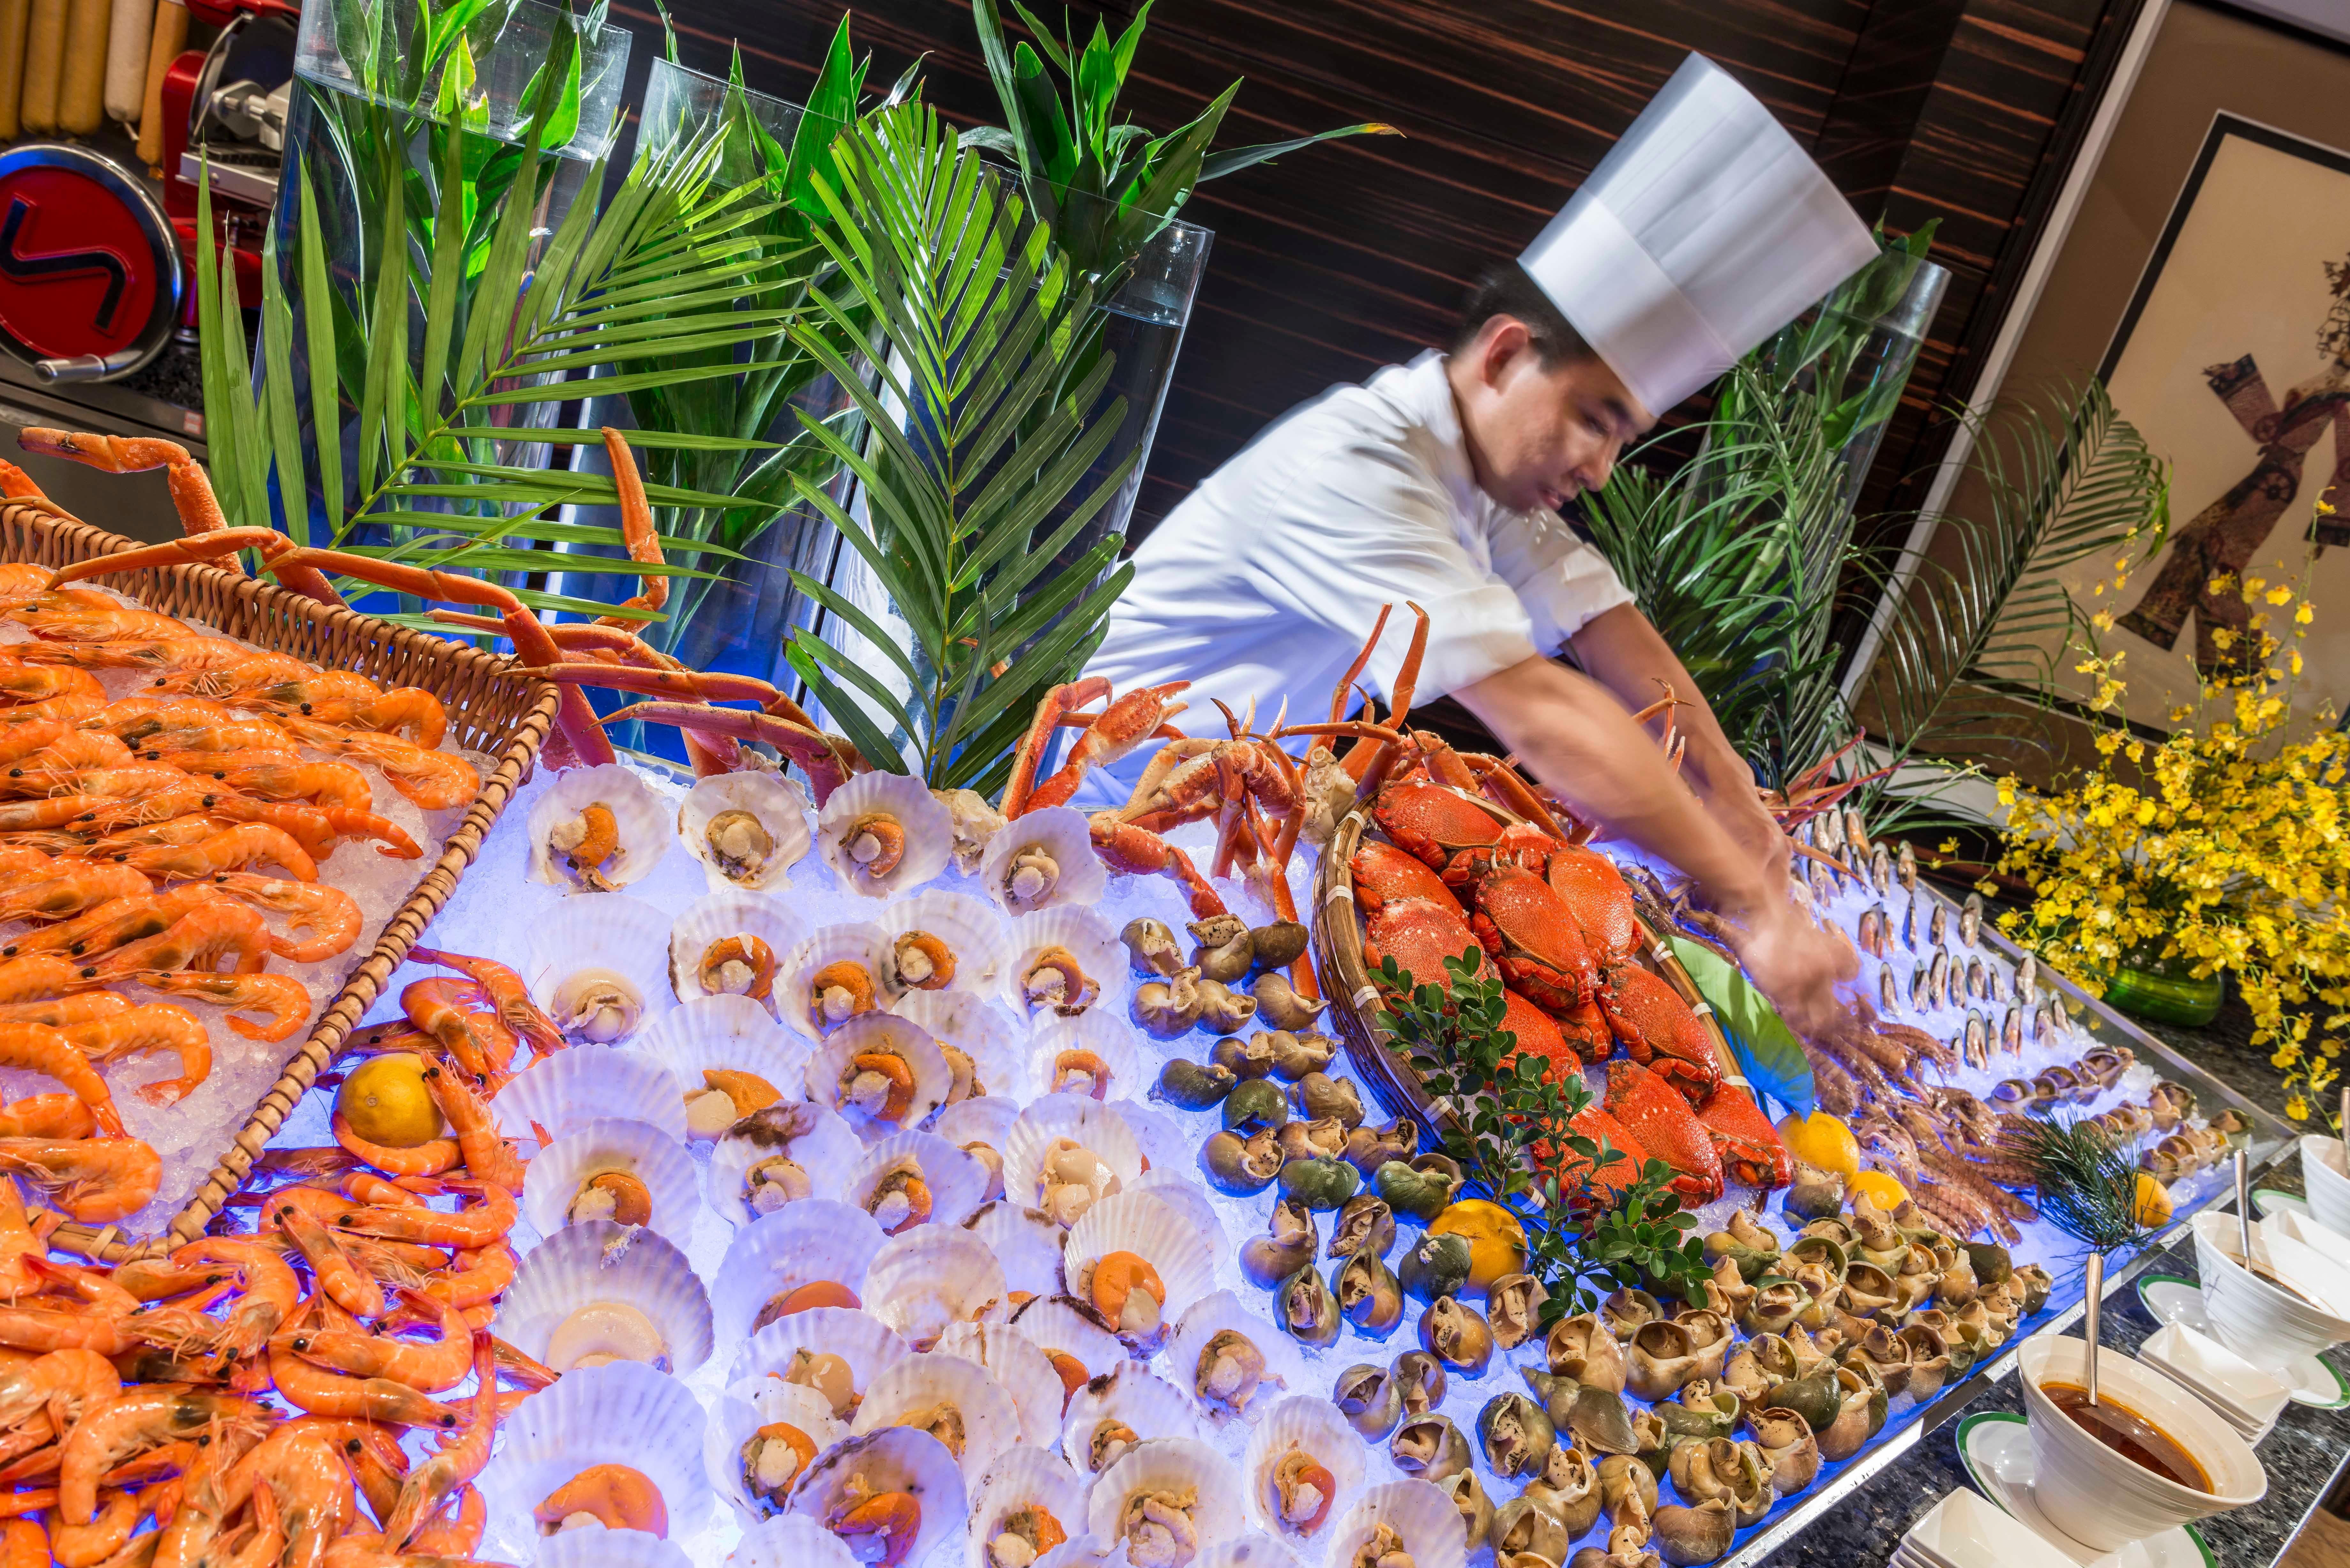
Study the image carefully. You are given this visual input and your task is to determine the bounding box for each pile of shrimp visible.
[0,946,554,1568]
[0,564,487,1222]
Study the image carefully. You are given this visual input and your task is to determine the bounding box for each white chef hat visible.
[1519,53,1878,416]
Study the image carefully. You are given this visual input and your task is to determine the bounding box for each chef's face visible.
[1450,318,1652,513]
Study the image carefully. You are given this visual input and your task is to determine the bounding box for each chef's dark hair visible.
[1457,262,1595,368]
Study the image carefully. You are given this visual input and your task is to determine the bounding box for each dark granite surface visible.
[1758,1127,2348,1568]
[116,339,208,418]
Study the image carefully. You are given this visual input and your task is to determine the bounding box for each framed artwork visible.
[2081,113,2350,728]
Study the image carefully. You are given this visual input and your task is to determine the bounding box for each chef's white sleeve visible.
[1240,438,1543,707]
[1485,505,1637,652]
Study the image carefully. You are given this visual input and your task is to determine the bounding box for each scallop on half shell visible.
[850,1350,1023,1490]
[634,995,807,1144]
[704,1381,848,1527]
[1323,1480,1469,1568]
[934,1321,1067,1453]
[843,1130,989,1234]
[724,1303,911,1411]
[933,1097,1020,1207]
[895,989,1027,1109]
[1061,1189,1215,1350]
[707,1100,861,1228]
[709,1199,889,1347]
[669,890,806,1014]
[1002,1097,1144,1228]
[1084,1437,1245,1565]
[778,923,898,1040]
[1242,1395,1368,1547]
[964,1444,1088,1568]
[527,894,671,1045]
[522,1117,699,1246]
[1058,1361,1213,1479]
[728,1517,862,1568]
[500,1218,713,1377]
[864,1225,1011,1348]
[679,770,810,893]
[1002,907,1127,1022]
[877,891,1010,997]
[1027,1011,1142,1104]
[528,763,674,893]
[491,1046,685,1148]
[476,1361,711,1559]
[1165,1290,1308,1428]
[980,807,1106,916]
[806,1013,954,1141]
[818,773,954,898]
[784,1427,966,1568]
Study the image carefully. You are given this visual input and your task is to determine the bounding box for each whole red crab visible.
[1597,962,1721,1102]
[1444,851,1597,1015]
[1546,843,1641,964]
[1500,989,1580,1078]
[1692,1080,1793,1189]
[1371,780,1512,873]
[1604,1060,1724,1204]
[1351,840,1464,917]
[1362,897,1493,993]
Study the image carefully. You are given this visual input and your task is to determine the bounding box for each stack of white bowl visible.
[2189,1211,2350,1375]
[2301,1135,2350,1235]
[1894,1488,2074,1568]
[2136,1321,2292,1442]
[2017,1337,2267,1554]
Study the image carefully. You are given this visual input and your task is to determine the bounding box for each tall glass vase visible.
[267,0,630,545]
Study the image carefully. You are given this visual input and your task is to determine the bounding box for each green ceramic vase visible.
[2104,947,2224,1028]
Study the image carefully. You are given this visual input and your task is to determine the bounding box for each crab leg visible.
[20,429,232,548]
[1330,603,1392,726]
[1088,813,1225,919]
[1347,601,1429,796]
[599,700,857,803]
[0,463,53,505]
[591,429,668,630]
[1002,677,1111,818]
[46,528,280,588]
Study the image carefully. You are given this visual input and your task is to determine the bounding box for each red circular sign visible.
[0,164,163,359]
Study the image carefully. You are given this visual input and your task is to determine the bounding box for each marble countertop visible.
[1758,1129,2347,1567]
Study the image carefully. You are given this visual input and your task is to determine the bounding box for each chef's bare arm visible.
[1562,603,1788,876]
[1451,652,1853,1032]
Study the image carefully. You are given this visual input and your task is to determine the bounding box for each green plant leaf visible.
[1663,934,1813,1116]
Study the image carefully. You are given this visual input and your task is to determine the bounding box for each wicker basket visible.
[0,504,559,1262]
[1312,803,1741,1148]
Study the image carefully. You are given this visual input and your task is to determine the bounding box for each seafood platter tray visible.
[0,506,557,1260]
[1309,792,2293,1568]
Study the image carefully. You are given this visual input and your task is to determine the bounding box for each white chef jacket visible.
[1082,351,1633,799]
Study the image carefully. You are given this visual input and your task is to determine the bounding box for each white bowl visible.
[2016,1336,2265,1552]
[2261,1206,2350,1282]
[2137,1321,2291,1442]
[1902,1486,2073,1568]
[2191,1211,2350,1372]
[2301,1135,2350,1237]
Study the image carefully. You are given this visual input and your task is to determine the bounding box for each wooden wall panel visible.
[612,0,2135,548]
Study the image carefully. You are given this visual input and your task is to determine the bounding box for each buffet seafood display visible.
[0,475,2303,1568]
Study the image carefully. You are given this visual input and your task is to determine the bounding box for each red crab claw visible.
[1598,963,1722,1102]
[1087,812,1226,920]
[1603,1059,1724,1204]
[1004,678,1110,818]
[599,700,858,805]
[1546,844,1641,966]
[1446,852,1598,1014]
[1361,897,1493,994]
[591,428,668,630]
[1692,1080,1793,1190]
[1350,841,1464,917]
[1012,681,1191,818]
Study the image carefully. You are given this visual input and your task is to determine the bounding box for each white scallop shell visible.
[932,1095,1021,1154]
[785,1428,966,1568]
[531,1529,694,1568]
[528,762,674,892]
[1003,1098,1144,1221]
[1130,1179,1227,1271]
[1084,1438,1245,1559]
[965,1203,1066,1301]
[725,1303,911,1400]
[935,1321,1067,1452]
[634,995,808,1139]
[895,989,1029,1107]
[1008,1295,1128,1383]
[1107,1100,1191,1185]
[526,895,674,1044]
[705,1100,862,1229]
[477,1361,712,1560]
[669,889,807,1010]
[806,1012,954,1141]
[1034,1540,1132,1568]
[492,1047,685,1148]
[1061,1189,1216,1344]
[1026,1012,1143,1105]
[816,772,955,898]
[978,807,1107,916]
[1199,1542,1305,1568]
[1001,907,1128,1021]
[500,1219,713,1376]
[725,1516,860,1568]
[864,1225,1009,1346]
[1163,1290,1309,1428]
[876,890,1011,996]
[703,1384,851,1529]
[850,1351,1022,1489]
[965,1445,1088,1568]
[1323,1481,1468,1568]
[843,1130,990,1232]
[777,923,898,1040]
[679,770,811,893]
[710,1200,889,1349]
[1058,1362,1213,1478]
[522,1118,700,1246]
[1241,1395,1368,1547]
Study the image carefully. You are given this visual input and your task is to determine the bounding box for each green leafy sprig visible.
[2003,1115,2155,1254]
[1371,952,1708,1313]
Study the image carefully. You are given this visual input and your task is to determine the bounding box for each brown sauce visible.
[2040,1383,2211,1493]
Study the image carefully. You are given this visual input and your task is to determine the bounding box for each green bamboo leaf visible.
[1661,934,1814,1117]
[787,570,921,690]
[294,167,342,532]
[258,227,309,544]
[786,636,908,775]
[193,166,247,529]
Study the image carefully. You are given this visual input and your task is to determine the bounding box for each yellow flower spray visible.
[1993,505,2350,1127]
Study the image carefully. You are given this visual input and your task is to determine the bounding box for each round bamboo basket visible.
[1311,799,1743,1152]
[0,503,559,1261]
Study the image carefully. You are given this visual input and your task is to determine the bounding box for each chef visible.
[1085,55,1879,1031]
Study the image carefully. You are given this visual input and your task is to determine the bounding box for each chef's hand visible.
[1715,892,1857,1042]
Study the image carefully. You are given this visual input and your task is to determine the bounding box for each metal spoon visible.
[2236,1147,2253,1265]
[2084,1251,2103,1408]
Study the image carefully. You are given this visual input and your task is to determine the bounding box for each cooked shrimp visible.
[339,1173,423,1208]
[0,721,70,769]
[56,1005,209,1106]
[87,905,269,982]
[0,993,123,1030]
[0,1521,39,1568]
[0,956,95,1007]
[0,666,100,708]
[379,1333,495,1548]
[269,1203,384,1320]
[16,765,199,802]
[0,1095,95,1140]
[288,1287,470,1392]
[46,1485,137,1567]
[9,606,189,643]
[0,1138,157,1222]
[330,1113,459,1180]
[419,1067,522,1193]
[168,1240,296,1359]
[0,1183,36,1301]
[404,949,561,1058]
[121,824,316,882]
[2,887,221,961]
[353,690,447,751]
[126,972,309,1043]
[79,697,234,740]
[317,808,419,861]
[334,1181,515,1252]
[398,981,500,1086]
[142,1413,264,1568]
[419,1245,513,1312]
[57,1387,257,1524]
[0,1025,125,1135]
[8,729,127,773]
[0,795,122,833]
[274,719,478,812]
[206,875,360,964]
[264,1340,461,1431]
[212,759,372,814]
[402,1482,483,1557]
[207,1420,355,1568]
[141,717,298,759]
